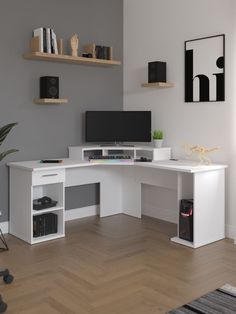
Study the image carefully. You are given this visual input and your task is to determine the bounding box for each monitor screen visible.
[85,111,151,143]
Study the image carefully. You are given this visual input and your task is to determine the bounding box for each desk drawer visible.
[32,169,65,186]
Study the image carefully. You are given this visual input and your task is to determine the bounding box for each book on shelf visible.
[32,28,44,52]
[46,28,51,53]
[51,29,58,54]
[32,27,58,54]
[43,28,47,52]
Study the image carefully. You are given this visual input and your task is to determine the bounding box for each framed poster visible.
[185,34,225,102]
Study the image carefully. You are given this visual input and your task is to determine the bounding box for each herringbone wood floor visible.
[1,214,236,314]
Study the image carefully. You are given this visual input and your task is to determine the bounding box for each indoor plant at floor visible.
[0,122,18,249]
[152,129,164,148]
[0,123,18,313]
[0,123,18,162]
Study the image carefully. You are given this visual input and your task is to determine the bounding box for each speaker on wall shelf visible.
[40,76,59,99]
[148,61,166,83]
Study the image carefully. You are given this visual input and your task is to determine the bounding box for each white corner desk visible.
[8,149,227,249]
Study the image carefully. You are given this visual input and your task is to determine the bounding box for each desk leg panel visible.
[9,168,32,243]
[194,169,225,247]
[100,167,123,217]
[122,168,141,218]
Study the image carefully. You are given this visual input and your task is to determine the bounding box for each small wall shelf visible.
[141,82,174,88]
[23,52,121,67]
[34,98,68,104]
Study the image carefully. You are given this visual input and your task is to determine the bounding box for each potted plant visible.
[152,129,164,148]
[0,123,18,162]
[0,122,18,251]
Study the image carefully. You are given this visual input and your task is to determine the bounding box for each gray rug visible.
[168,284,236,314]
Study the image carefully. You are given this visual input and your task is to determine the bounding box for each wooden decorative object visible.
[141,82,174,88]
[183,144,220,164]
[108,47,113,60]
[34,98,68,104]
[30,36,40,53]
[57,38,63,55]
[70,34,79,57]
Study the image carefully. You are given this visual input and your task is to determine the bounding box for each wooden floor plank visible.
[1,214,236,313]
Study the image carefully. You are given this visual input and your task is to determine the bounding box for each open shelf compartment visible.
[171,172,194,247]
[31,208,65,244]
[32,183,64,210]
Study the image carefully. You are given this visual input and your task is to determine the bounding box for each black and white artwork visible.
[185,34,225,102]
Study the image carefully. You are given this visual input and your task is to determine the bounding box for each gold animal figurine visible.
[70,34,79,57]
[183,144,220,164]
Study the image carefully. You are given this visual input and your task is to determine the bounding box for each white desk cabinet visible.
[8,157,227,248]
[9,167,65,244]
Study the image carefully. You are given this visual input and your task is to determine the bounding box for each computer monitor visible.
[85,111,151,143]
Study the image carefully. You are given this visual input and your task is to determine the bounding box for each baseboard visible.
[226,224,236,243]
[0,221,9,234]
[65,205,99,221]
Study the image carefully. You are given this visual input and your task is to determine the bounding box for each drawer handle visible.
[42,174,58,177]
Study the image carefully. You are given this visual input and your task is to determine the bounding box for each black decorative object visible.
[40,76,59,99]
[148,61,166,83]
[185,34,225,102]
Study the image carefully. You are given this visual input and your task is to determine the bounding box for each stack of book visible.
[32,27,58,54]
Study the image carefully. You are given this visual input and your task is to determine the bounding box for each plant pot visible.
[154,139,163,148]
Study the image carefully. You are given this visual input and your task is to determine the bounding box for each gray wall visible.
[0,0,123,222]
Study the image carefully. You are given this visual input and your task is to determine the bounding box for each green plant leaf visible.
[152,129,163,140]
[0,123,18,146]
[0,149,19,162]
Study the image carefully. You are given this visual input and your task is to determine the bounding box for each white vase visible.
[154,139,163,148]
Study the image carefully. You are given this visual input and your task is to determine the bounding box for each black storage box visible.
[33,213,58,238]
[179,199,193,242]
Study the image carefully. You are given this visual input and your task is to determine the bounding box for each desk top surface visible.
[8,159,228,173]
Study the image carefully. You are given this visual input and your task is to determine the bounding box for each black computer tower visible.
[179,199,193,242]
[33,213,58,237]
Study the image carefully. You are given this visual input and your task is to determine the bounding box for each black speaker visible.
[148,61,166,83]
[40,76,59,99]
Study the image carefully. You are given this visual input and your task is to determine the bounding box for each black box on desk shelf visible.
[179,199,193,242]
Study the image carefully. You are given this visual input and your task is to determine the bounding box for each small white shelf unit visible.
[68,145,171,161]
[9,167,65,244]
[31,177,65,244]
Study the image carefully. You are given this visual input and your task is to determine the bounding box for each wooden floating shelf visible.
[23,52,121,66]
[34,98,68,104]
[141,82,174,88]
